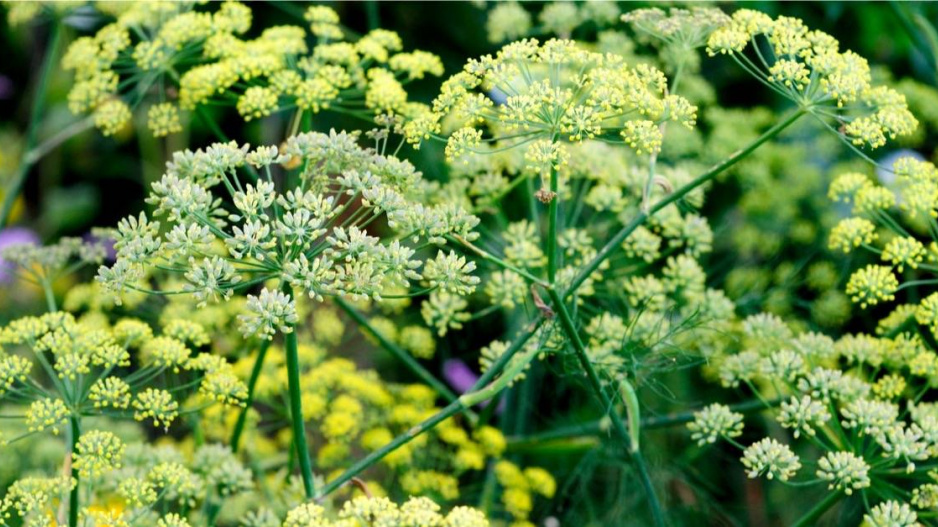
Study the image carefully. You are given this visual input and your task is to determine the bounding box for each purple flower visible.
[0,227,40,282]
[443,359,477,394]
[0,76,12,100]
[443,359,505,413]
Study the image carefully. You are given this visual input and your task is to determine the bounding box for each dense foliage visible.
[2,2,938,526]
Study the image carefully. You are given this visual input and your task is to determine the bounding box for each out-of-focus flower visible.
[0,227,39,282]
[444,359,503,412]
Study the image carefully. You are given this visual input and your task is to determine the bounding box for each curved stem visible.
[898,279,938,291]
[230,339,271,453]
[283,284,315,498]
[24,117,95,165]
[1,22,63,228]
[563,108,807,300]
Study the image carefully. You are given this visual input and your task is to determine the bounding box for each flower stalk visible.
[546,155,561,284]
[283,284,315,498]
[230,339,271,453]
[67,415,80,527]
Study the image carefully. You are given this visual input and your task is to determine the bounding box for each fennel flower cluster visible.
[3,440,261,525]
[705,9,917,149]
[828,158,938,332]
[407,37,697,166]
[0,309,248,526]
[691,311,938,519]
[622,7,732,52]
[96,131,481,340]
[0,311,246,437]
[60,2,443,137]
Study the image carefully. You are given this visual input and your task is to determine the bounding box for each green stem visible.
[24,117,95,165]
[230,339,271,453]
[546,162,560,283]
[204,499,221,526]
[315,319,545,499]
[323,400,464,494]
[898,279,938,291]
[891,2,938,82]
[365,0,380,30]
[41,278,57,312]
[283,285,315,498]
[68,416,80,527]
[0,22,63,228]
[791,491,842,527]
[334,297,473,420]
[912,12,938,81]
[547,287,666,527]
[562,108,806,300]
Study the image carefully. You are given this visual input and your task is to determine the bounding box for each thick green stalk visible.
[230,339,271,453]
[546,163,560,283]
[334,297,473,421]
[315,319,545,499]
[283,285,315,498]
[791,491,841,527]
[41,278,57,313]
[68,416,80,527]
[365,0,380,30]
[1,23,63,228]
[563,108,807,300]
[547,287,666,527]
